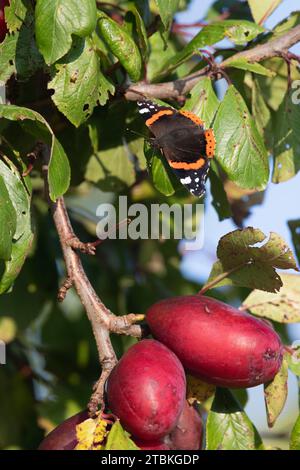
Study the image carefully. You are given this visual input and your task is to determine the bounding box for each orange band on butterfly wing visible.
[204,129,216,158]
[146,110,174,126]
[169,157,206,170]
[179,110,204,126]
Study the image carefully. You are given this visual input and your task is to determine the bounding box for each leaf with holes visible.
[4,0,29,32]
[272,90,300,183]
[242,274,300,323]
[248,0,282,25]
[0,105,70,201]
[206,388,263,450]
[49,38,115,127]
[204,227,298,293]
[264,356,288,428]
[0,176,17,261]
[0,9,44,82]
[186,375,215,405]
[35,0,97,65]
[213,85,269,190]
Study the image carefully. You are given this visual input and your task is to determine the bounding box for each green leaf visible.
[272,90,300,183]
[4,0,29,32]
[204,228,298,293]
[35,0,97,65]
[125,4,149,62]
[248,0,282,25]
[225,21,264,44]
[242,274,300,323]
[144,142,176,197]
[206,0,252,21]
[251,77,272,147]
[290,415,300,450]
[206,388,262,450]
[154,21,264,80]
[184,77,220,127]
[155,0,180,32]
[97,10,142,82]
[256,59,300,112]
[0,105,70,201]
[272,11,300,37]
[213,85,269,190]
[288,219,300,265]
[0,160,33,294]
[209,161,232,221]
[49,38,115,127]
[85,145,136,191]
[226,58,275,77]
[264,357,288,428]
[0,34,17,83]
[287,350,300,380]
[0,176,17,261]
[147,31,178,81]
[104,421,140,450]
[0,11,44,83]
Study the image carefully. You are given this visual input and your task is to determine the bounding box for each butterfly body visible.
[137,100,216,197]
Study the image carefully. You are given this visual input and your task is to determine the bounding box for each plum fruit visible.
[107,339,186,441]
[38,411,88,450]
[134,440,170,450]
[0,0,9,42]
[146,295,283,388]
[165,401,203,450]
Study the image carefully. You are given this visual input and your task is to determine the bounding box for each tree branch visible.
[41,148,143,415]
[125,24,300,101]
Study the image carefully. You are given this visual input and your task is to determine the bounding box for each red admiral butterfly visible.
[137,100,216,197]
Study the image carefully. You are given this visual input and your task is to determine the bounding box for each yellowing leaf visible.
[75,415,108,450]
[264,357,288,428]
[248,0,282,25]
[242,274,300,323]
[204,228,298,293]
[187,374,216,405]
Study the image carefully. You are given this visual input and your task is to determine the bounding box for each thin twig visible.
[41,147,143,415]
[125,24,300,100]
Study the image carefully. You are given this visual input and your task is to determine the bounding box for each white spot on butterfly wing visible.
[139,108,151,114]
[180,176,192,185]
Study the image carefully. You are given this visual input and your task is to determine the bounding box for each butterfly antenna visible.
[126,128,149,140]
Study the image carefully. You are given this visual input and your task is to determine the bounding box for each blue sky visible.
[177,0,300,439]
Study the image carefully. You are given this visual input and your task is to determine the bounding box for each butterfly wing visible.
[137,100,215,197]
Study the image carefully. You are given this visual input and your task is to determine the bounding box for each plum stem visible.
[41,147,144,416]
